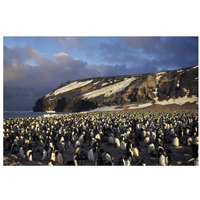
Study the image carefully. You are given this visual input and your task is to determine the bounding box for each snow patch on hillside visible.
[83,77,137,99]
[89,106,123,112]
[128,102,153,109]
[155,95,198,105]
[45,80,93,97]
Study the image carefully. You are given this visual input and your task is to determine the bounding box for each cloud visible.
[95,37,198,72]
[54,52,69,58]
[55,37,80,49]
[4,45,124,110]
[3,37,198,111]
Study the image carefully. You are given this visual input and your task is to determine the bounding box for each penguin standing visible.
[172,135,179,147]
[148,142,155,155]
[120,138,127,151]
[26,149,33,162]
[19,146,26,159]
[41,147,48,161]
[159,154,166,166]
[114,137,120,148]
[88,148,95,162]
[103,151,114,165]
[57,152,63,165]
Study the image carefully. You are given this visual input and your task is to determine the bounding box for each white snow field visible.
[155,95,198,105]
[83,76,137,99]
[128,102,153,109]
[89,106,123,112]
[45,79,93,97]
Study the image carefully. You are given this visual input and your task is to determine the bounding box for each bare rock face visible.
[33,66,198,112]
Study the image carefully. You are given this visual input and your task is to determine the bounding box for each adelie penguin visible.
[57,151,64,165]
[19,146,26,159]
[26,149,33,162]
[88,147,95,162]
[172,134,179,147]
[148,142,155,155]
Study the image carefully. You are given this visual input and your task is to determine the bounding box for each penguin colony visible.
[3,110,198,166]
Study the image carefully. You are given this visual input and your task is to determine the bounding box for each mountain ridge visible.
[33,65,198,112]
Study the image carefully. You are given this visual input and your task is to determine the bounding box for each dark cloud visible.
[4,45,128,110]
[4,37,198,111]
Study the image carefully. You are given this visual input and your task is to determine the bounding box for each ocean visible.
[3,111,69,119]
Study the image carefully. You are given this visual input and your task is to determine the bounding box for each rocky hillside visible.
[33,66,198,112]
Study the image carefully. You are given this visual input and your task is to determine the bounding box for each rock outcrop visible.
[33,66,198,112]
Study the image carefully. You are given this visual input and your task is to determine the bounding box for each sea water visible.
[3,111,69,119]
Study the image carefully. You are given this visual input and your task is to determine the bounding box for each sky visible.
[3,36,198,111]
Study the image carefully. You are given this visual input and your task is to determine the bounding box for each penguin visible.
[148,142,155,155]
[73,153,82,166]
[172,135,179,147]
[26,149,33,162]
[57,152,63,165]
[165,149,173,166]
[19,146,26,159]
[108,134,114,144]
[144,136,150,144]
[133,147,139,159]
[74,140,81,148]
[159,154,166,166]
[120,139,127,151]
[103,151,114,165]
[151,131,157,141]
[41,147,48,161]
[88,148,95,162]
[114,137,120,148]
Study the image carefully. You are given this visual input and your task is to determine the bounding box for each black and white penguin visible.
[108,134,114,145]
[57,151,63,165]
[158,153,166,166]
[41,147,48,161]
[120,138,127,151]
[172,134,179,147]
[133,147,139,159]
[114,137,120,148]
[88,148,95,162]
[165,149,173,166]
[26,149,33,162]
[19,146,26,159]
[148,142,155,155]
[103,151,114,165]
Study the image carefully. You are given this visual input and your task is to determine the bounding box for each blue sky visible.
[3,36,198,111]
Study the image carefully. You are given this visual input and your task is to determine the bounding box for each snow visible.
[156,72,166,83]
[155,95,198,105]
[102,82,109,86]
[128,102,153,110]
[45,80,93,97]
[192,66,198,69]
[83,77,137,99]
[93,81,100,85]
[153,72,166,101]
[89,106,123,112]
